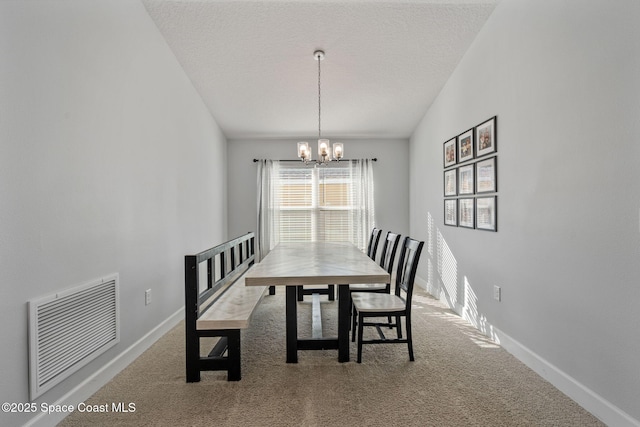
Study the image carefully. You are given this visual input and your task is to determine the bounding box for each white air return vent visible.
[29,274,120,400]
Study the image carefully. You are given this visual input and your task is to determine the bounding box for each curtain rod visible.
[253,158,377,163]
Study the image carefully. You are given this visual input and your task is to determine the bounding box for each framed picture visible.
[476,156,497,194]
[476,116,497,158]
[476,196,497,231]
[457,129,474,163]
[443,138,457,168]
[458,164,475,195]
[444,169,457,196]
[458,198,475,228]
[444,199,458,226]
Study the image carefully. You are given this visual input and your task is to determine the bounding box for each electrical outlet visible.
[145,289,151,306]
[493,285,501,302]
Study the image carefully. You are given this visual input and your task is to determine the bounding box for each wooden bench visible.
[184,232,272,382]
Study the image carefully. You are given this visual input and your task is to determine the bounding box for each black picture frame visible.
[457,128,474,163]
[444,169,457,197]
[476,156,497,194]
[444,199,458,226]
[476,116,497,158]
[458,198,475,229]
[476,196,497,231]
[443,138,457,168]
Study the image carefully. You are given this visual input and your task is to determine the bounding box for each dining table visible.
[244,241,390,363]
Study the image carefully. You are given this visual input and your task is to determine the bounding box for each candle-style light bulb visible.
[333,142,344,161]
[318,139,330,158]
[298,141,309,159]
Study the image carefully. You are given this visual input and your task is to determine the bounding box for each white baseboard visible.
[496,327,639,427]
[414,275,428,292]
[24,307,184,427]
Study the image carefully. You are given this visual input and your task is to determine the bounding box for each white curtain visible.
[256,160,279,261]
[351,159,376,251]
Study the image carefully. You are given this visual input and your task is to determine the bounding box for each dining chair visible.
[350,231,401,328]
[350,231,400,295]
[351,236,424,363]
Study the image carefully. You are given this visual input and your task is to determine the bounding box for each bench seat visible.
[197,276,266,330]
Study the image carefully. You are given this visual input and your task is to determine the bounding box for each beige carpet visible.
[58,289,604,427]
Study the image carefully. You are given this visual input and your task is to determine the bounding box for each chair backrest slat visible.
[395,237,424,306]
[379,232,401,271]
[367,227,383,261]
[378,231,401,292]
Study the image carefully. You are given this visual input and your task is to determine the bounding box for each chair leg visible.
[351,304,357,342]
[297,286,304,301]
[406,313,414,361]
[349,298,352,330]
[357,313,364,363]
[396,314,402,339]
[328,284,335,301]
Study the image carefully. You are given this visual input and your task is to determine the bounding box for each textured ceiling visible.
[142,0,499,140]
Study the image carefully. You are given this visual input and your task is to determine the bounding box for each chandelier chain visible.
[318,54,321,139]
[297,49,343,164]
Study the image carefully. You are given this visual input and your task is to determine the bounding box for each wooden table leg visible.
[286,286,298,363]
[338,284,350,362]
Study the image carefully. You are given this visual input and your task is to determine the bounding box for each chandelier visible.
[297,50,344,165]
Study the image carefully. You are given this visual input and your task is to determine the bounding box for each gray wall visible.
[410,0,640,424]
[0,2,228,425]
[227,138,410,245]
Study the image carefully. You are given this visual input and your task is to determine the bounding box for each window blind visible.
[276,162,368,249]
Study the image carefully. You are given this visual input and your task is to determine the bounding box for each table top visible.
[244,242,390,286]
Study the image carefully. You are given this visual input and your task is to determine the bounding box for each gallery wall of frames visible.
[443,116,497,231]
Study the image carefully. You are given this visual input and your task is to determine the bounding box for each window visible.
[257,159,375,254]
[278,163,353,243]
